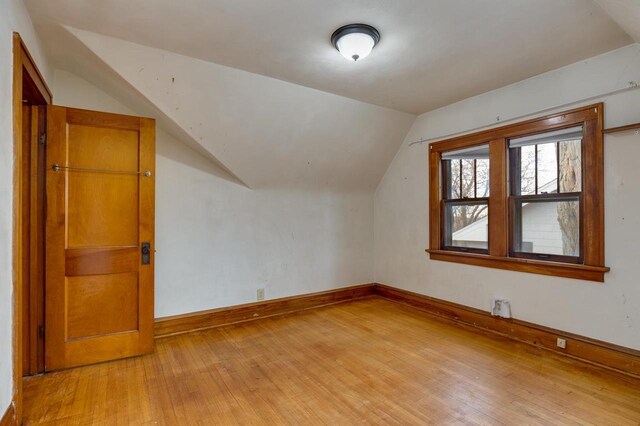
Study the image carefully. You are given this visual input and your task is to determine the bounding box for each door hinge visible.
[39,132,46,145]
[38,325,45,339]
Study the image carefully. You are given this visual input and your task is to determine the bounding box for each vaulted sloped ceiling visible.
[25,0,631,114]
[594,0,640,43]
[39,22,250,186]
[36,23,416,190]
[24,0,639,189]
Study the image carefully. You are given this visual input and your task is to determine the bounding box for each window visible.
[442,144,489,253]
[509,127,582,263]
[428,104,608,282]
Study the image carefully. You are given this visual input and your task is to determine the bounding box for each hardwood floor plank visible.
[23,298,640,425]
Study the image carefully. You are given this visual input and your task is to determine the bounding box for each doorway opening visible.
[12,32,51,423]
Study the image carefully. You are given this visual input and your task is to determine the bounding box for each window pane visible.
[445,202,488,250]
[476,159,490,198]
[447,160,461,199]
[519,145,536,195]
[514,199,580,257]
[558,139,581,193]
[536,143,557,193]
[461,159,475,198]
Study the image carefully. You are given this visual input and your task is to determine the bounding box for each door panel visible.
[45,106,155,371]
[66,272,139,339]
[66,125,140,247]
[65,246,139,276]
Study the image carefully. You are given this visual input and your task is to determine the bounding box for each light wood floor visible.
[24,297,640,425]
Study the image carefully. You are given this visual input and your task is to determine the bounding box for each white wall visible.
[374,44,640,350]
[0,0,50,412]
[53,70,374,317]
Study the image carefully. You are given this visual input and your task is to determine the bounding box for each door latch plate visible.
[141,242,151,265]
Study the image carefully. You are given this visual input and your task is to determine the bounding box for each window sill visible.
[426,249,609,282]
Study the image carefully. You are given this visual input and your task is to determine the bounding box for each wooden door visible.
[45,106,155,371]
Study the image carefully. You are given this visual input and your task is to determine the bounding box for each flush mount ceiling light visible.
[331,23,380,62]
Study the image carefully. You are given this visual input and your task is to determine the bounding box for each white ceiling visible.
[25,0,633,114]
[594,0,640,43]
[46,27,415,190]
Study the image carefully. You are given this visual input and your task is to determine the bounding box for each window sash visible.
[442,158,490,200]
[509,128,584,264]
[509,141,582,196]
[441,199,489,254]
[509,193,582,264]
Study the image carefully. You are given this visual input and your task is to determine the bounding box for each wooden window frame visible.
[427,104,609,282]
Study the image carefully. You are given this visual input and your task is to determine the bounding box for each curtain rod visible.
[408,82,640,147]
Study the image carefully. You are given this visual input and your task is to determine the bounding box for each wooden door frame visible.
[12,32,52,425]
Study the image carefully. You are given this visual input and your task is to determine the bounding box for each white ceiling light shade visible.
[331,24,380,62]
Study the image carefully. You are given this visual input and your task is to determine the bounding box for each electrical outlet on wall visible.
[491,298,511,318]
[257,288,265,301]
[556,338,567,349]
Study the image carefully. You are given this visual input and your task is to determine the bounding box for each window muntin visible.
[509,126,583,263]
[441,144,489,253]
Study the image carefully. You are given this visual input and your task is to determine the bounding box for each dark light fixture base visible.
[331,23,381,50]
